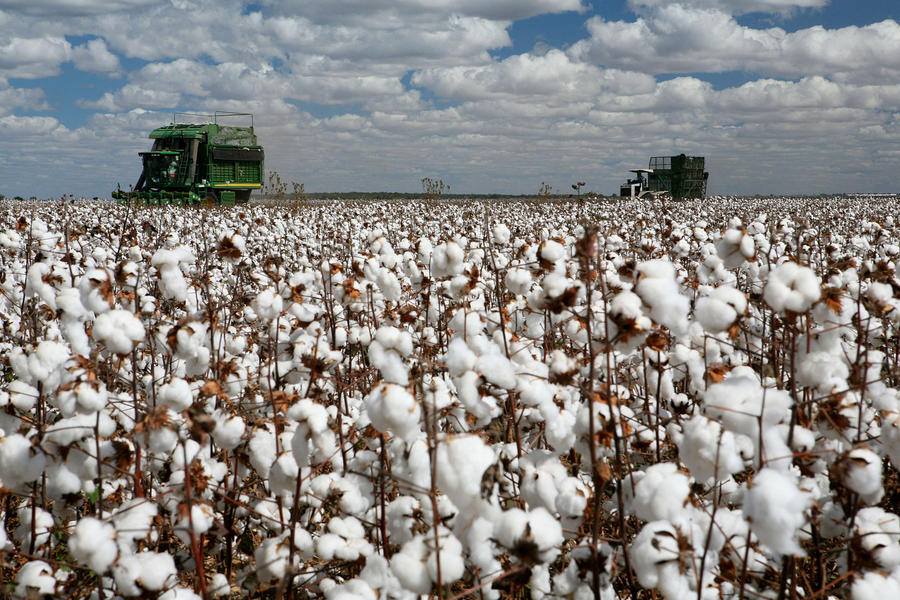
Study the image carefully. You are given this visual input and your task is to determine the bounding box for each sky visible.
[1,0,899,199]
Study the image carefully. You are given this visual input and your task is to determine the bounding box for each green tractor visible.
[113,112,264,205]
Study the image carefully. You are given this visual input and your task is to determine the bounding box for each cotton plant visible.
[1,197,900,598]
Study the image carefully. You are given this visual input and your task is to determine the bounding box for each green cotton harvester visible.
[620,154,709,199]
[113,112,264,205]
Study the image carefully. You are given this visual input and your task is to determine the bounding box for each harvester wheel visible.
[201,191,218,207]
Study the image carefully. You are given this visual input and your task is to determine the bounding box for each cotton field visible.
[1,195,899,600]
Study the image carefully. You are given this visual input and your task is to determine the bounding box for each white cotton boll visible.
[208,573,231,598]
[495,508,563,563]
[436,434,497,516]
[677,415,745,482]
[69,517,118,574]
[249,427,278,480]
[631,462,691,524]
[505,267,533,296]
[368,327,413,385]
[704,376,792,446]
[838,448,883,505]
[631,521,683,591]
[211,410,245,450]
[695,286,746,333]
[159,587,203,600]
[539,239,565,263]
[431,241,464,278]
[7,379,38,411]
[764,262,821,314]
[365,383,420,441]
[0,434,46,489]
[151,246,195,302]
[174,503,216,545]
[492,223,511,245]
[15,505,53,550]
[112,499,158,553]
[159,377,193,411]
[884,412,900,470]
[391,535,431,594]
[743,468,813,557]
[253,288,283,321]
[93,309,145,355]
[852,570,900,599]
[478,352,516,390]
[445,336,477,376]
[796,352,849,394]
[424,527,465,586]
[78,268,114,314]
[376,268,402,302]
[716,228,756,269]
[114,551,177,595]
[10,340,70,392]
[854,507,900,570]
[14,561,57,597]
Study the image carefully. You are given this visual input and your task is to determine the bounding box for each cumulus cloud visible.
[628,0,828,16]
[0,36,70,78]
[0,0,163,16]
[570,6,900,84]
[70,39,121,75]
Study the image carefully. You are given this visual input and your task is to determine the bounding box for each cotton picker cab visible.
[113,112,264,205]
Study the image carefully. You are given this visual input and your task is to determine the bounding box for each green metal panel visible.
[647,154,708,199]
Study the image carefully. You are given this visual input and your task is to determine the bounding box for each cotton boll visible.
[112,498,158,553]
[494,507,563,563]
[9,340,70,393]
[0,433,46,490]
[158,377,194,411]
[6,379,38,411]
[716,228,756,269]
[424,527,464,586]
[78,268,115,313]
[631,521,689,595]
[368,327,413,385]
[764,262,821,314]
[539,239,565,264]
[14,561,57,597]
[365,383,420,441]
[15,505,53,550]
[743,468,813,557]
[834,448,883,505]
[390,535,432,594]
[492,223,511,245]
[114,551,177,595]
[151,246,195,302]
[853,507,900,570]
[159,587,203,600]
[69,517,118,574]
[631,462,691,524]
[93,309,145,355]
[435,434,497,518]
[851,570,900,599]
[695,286,746,333]
[677,415,745,482]
[431,241,465,279]
[211,410,245,450]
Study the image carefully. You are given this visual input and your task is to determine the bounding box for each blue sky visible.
[1,0,899,198]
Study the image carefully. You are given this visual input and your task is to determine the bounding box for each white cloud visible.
[628,0,828,16]
[0,0,163,16]
[70,39,121,75]
[0,36,70,78]
[0,78,48,115]
[570,6,900,84]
